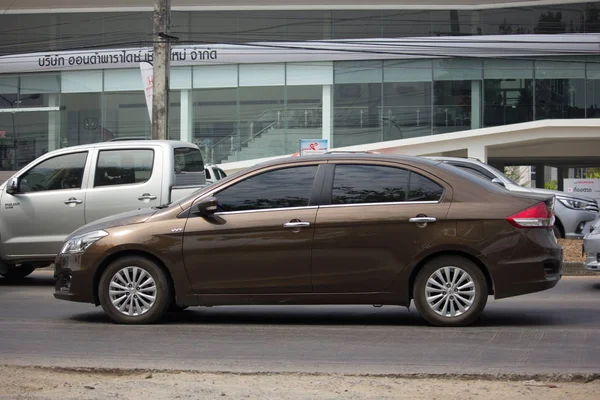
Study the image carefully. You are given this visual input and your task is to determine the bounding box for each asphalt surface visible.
[0,271,599,376]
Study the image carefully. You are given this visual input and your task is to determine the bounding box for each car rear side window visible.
[332,164,443,204]
[94,149,154,187]
[408,173,444,201]
[216,166,318,212]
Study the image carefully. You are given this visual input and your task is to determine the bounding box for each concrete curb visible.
[1,364,599,383]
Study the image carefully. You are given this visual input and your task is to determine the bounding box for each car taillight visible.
[507,202,554,228]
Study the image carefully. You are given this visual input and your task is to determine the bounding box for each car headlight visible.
[60,230,109,254]
[557,197,593,210]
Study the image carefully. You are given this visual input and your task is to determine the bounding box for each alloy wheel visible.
[425,266,476,318]
[109,266,157,316]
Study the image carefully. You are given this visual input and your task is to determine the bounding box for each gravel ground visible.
[1,367,599,400]
[560,239,585,262]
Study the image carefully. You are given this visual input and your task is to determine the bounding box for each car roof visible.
[252,153,443,170]
[47,140,198,154]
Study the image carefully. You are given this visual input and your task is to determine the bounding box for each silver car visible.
[430,157,599,239]
[583,217,600,272]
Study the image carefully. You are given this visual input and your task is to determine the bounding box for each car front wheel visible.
[98,256,171,324]
[413,256,488,327]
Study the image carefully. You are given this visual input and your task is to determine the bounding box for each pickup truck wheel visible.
[0,263,36,280]
[98,256,171,324]
[413,256,488,327]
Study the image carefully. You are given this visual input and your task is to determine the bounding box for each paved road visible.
[0,271,599,376]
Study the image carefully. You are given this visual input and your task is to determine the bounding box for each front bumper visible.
[54,252,102,304]
[583,231,600,272]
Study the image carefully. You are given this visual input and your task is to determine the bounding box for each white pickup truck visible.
[0,140,207,279]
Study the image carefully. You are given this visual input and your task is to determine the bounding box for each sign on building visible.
[299,139,328,156]
[563,179,600,200]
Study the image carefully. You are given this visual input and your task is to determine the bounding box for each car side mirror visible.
[491,178,505,187]
[6,178,19,195]
[195,196,218,216]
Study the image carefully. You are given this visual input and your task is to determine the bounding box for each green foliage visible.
[544,180,558,190]
[584,168,600,179]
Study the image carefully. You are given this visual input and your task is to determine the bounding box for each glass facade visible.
[2,2,600,169]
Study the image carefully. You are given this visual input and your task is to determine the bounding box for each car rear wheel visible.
[0,263,36,280]
[98,256,171,324]
[413,256,488,327]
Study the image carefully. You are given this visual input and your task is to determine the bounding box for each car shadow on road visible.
[68,305,580,328]
[0,274,54,287]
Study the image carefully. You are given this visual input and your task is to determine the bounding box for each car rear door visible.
[84,145,163,224]
[310,161,452,293]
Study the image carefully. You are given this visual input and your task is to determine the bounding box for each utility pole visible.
[151,0,171,140]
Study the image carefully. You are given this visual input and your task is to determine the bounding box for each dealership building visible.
[1,0,600,188]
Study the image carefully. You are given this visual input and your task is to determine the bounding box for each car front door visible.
[84,147,162,224]
[182,163,323,294]
[0,151,89,258]
[311,162,452,293]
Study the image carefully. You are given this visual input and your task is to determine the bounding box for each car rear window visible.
[436,161,509,194]
[174,147,206,187]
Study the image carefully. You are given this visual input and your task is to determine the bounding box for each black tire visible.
[0,263,36,280]
[98,256,171,324]
[413,256,488,327]
[552,224,563,239]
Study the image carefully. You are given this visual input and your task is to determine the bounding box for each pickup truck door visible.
[84,146,163,224]
[0,151,90,258]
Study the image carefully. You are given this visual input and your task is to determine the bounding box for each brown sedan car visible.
[54,154,563,326]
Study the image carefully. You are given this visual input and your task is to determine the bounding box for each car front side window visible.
[19,152,88,193]
[215,166,318,212]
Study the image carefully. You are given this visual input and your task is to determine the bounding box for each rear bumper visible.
[487,229,563,299]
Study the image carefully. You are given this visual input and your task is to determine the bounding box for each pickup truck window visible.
[94,149,154,187]
[174,147,205,187]
[19,152,87,193]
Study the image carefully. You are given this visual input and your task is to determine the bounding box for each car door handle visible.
[64,197,83,205]
[283,221,311,229]
[138,193,157,201]
[409,217,437,223]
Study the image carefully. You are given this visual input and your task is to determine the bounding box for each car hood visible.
[66,208,158,240]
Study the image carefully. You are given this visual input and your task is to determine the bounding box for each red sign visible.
[0,130,6,138]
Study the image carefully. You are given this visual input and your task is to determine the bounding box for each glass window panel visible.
[535,60,585,79]
[168,91,181,141]
[484,59,534,80]
[286,85,322,132]
[171,67,192,90]
[332,11,382,39]
[382,10,434,37]
[384,60,432,83]
[94,149,154,187]
[61,92,103,147]
[333,82,382,147]
[0,77,18,94]
[383,80,432,140]
[194,65,238,89]
[102,92,150,138]
[532,4,585,34]
[484,78,534,127]
[238,86,285,159]
[20,152,87,193]
[335,61,382,84]
[332,164,409,204]
[286,62,333,86]
[433,80,473,134]
[535,78,586,119]
[585,3,600,33]
[434,59,482,81]
[239,64,285,87]
[586,79,600,118]
[104,69,143,92]
[216,166,318,212]
[62,71,103,93]
[192,88,238,164]
[481,7,533,35]
[20,74,60,94]
[431,10,476,36]
[587,58,600,79]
